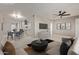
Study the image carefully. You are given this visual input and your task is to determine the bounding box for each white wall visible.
[0,15,53,48]
[0,15,36,48]
[51,17,75,42]
[72,18,79,54]
[53,17,75,37]
[35,17,52,40]
[75,18,79,38]
[0,14,77,48]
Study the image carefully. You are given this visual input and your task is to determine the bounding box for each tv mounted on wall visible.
[39,23,48,29]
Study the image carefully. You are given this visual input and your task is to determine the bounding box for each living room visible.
[0,3,79,55]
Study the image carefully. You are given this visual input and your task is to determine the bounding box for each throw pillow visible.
[62,38,74,46]
[60,42,70,55]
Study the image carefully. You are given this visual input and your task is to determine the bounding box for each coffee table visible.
[31,40,48,52]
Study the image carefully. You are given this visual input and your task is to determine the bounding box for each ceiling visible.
[0,3,79,20]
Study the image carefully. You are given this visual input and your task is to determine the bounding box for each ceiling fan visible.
[53,11,70,18]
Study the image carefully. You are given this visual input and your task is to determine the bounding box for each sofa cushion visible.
[60,42,70,55]
[59,38,74,55]
[68,37,79,55]
[68,45,77,55]
[62,38,74,47]
[2,41,16,55]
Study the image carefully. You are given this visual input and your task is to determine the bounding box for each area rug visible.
[24,47,48,55]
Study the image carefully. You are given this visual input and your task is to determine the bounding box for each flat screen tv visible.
[39,23,48,29]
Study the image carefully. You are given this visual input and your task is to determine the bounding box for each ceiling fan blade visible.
[62,11,66,15]
[52,10,70,19]
[62,14,70,16]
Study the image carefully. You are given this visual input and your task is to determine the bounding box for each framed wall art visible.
[66,22,71,30]
[61,23,66,30]
[56,22,71,30]
[56,23,61,30]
